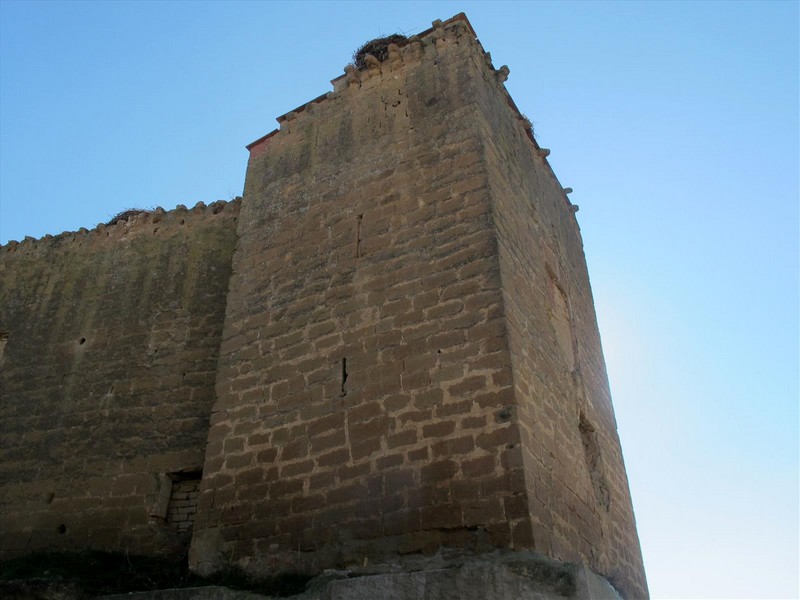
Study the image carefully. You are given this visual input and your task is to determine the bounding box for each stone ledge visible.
[96,551,623,600]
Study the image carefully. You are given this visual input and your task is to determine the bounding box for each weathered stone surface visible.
[0,12,647,600]
[190,14,646,599]
[96,552,623,600]
[0,201,240,558]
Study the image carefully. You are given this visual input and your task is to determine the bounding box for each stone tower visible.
[0,12,646,600]
[189,14,647,599]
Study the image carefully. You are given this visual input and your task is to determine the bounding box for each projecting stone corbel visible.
[387,43,402,63]
[406,35,423,57]
[496,65,510,83]
[449,20,469,36]
[363,54,381,71]
[538,148,551,158]
[431,19,447,49]
[343,64,361,87]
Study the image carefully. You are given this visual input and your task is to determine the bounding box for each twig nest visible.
[353,34,407,68]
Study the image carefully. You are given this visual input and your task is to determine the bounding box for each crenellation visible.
[1,198,241,255]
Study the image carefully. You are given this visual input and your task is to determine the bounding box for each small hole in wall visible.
[496,406,512,422]
[46,492,55,504]
[354,215,363,259]
[505,443,515,450]
[153,227,159,234]
[437,349,442,354]
[79,338,86,345]
[180,219,185,225]
[57,524,66,534]
[340,358,348,397]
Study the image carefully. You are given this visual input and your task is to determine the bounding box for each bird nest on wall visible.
[353,34,407,68]
[105,209,149,226]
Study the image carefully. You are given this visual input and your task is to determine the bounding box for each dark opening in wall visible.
[166,471,202,532]
[340,358,348,397]
[355,215,363,258]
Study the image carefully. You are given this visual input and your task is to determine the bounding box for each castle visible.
[0,14,647,599]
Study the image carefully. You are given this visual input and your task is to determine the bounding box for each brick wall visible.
[167,475,202,532]
[0,201,239,558]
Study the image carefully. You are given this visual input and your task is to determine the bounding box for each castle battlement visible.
[2,198,241,254]
[248,14,572,211]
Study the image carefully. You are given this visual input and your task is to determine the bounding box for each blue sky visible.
[1,1,798,598]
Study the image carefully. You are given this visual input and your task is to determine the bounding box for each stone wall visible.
[0,201,239,558]
[191,17,531,578]
[189,14,646,599]
[0,12,647,599]
[469,52,648,598]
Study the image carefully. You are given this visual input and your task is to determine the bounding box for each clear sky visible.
[1,1,798,598]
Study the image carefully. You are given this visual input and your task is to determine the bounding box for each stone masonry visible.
[0,13,648,600]
[0,202,240,557]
